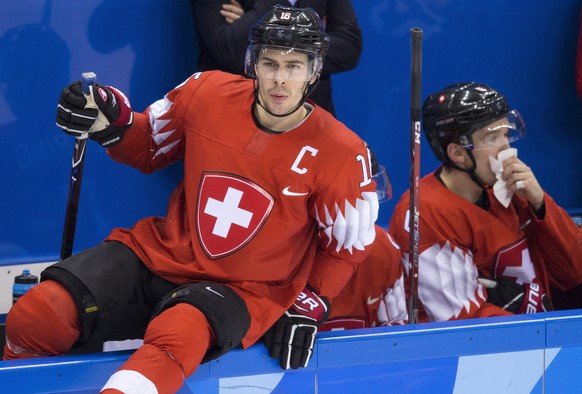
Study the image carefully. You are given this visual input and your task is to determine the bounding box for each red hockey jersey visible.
[389,170,582,323]
[321,224,408,331]
[105,71,378,346]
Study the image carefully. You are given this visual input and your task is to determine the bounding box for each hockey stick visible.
[60,72,96,260]
[408,28,422,324]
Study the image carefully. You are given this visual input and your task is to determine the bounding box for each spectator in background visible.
[389,82,582,323]
[190,0,363,116]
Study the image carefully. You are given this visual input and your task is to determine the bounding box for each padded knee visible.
[4,280,80,359]
[42,266,99,343]
[152,282,250,363]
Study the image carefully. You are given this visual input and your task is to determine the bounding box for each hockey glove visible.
[56,81,133,147]
[263,286,330,370]
[479,277,552,314]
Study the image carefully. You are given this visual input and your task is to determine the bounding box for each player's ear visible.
[446,143,466,165]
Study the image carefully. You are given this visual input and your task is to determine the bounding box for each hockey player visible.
[320,224,408,331]
[3,6,379,393]
[389,82,582,323]
[321,165,408,331]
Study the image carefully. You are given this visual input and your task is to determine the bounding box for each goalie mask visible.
[245,5,329,117]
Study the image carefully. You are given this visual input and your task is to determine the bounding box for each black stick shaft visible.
[60,72,96,260]
[408,28,422,324]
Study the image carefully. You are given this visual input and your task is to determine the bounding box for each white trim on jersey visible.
[101,370,158,394]
[378,274,408,325]
[315,191,378,253]
[414,242,487,322]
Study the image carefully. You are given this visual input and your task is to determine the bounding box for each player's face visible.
[469,119,514,186]
[461,112,526,186]
[255,47,313,116]
[472,147,503,187]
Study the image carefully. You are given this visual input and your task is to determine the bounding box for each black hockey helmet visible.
[244,5,329,81]
[422,82,524,163]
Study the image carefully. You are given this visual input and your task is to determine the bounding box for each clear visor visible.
[254,45,318,82]
[373,165,392,203]
[460,110,526,151]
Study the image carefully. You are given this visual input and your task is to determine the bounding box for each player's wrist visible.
[290,284,330,324]
[531,197,546,219]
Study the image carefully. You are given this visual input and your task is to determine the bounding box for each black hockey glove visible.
[263,285,330,370]
[56,81,133,147]
[479,277,552,314]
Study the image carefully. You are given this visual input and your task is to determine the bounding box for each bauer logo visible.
[196,172,274,259]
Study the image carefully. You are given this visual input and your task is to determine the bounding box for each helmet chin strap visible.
[451,149,490,190]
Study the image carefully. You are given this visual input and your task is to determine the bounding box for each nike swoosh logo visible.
[367,295,383,305]
[283,186,308,196]
[206,286,225,298]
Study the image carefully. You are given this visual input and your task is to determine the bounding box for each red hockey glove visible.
[56,81,133,147]
[263,285,330,370]
[479,277,552,314]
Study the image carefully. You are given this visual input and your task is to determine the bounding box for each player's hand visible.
[479,277,552,314]
[263,286,330,370]
[501,157,545,212]
[56,81,133,147]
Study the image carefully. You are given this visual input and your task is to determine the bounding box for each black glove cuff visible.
[308,283,331,323]
[89,125,128,147]
[533,200,546,220]
[319,296,331,324]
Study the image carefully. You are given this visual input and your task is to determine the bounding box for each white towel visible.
[488,148,519,208]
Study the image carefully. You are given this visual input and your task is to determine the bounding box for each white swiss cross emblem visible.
[197,172,274,259]
[494,238,537,285]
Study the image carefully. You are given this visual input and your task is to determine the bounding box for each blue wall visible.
[1,0,581,264]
